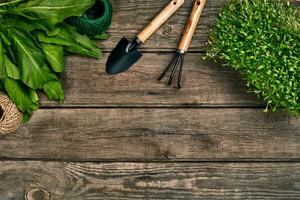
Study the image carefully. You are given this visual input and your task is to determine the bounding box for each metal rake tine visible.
[158,54,177,81]
[177,55,184,89]
[168,55,181,85]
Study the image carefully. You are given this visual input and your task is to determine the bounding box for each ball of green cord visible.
[68,0,113,37]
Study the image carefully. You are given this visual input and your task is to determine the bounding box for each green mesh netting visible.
[68,0,113,36]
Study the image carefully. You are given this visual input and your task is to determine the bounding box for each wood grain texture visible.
[101,0,299,51]
[2,1,299,198]
[40,53,259,107]
[38,0,299,107]
[1,108,299,161]
[102,0,226,51]
[1,161,300,199]
[25,188,51,200]
[137,0,185,43]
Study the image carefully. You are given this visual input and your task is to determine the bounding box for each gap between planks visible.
[39,104,265,109]
[2,157,300,163]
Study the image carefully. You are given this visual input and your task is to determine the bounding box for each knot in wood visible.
[25,188,51,200]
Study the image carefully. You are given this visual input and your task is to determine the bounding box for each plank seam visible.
[39,104,265,109]
[2,157,300,163]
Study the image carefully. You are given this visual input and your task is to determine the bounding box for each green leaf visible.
[93,33,110,40]
[41,43,65,73]
[43,80,64,102]
[2,16,62,37]
[0,0,26,8]
[64,24,102,58]
[8,0,95,27]
[8,27,57,89]
[4,78,39,113]
[4,54,20,80]
[0,39,19,80]
[0,80,4,91]
[22,111,32,123]
[0,0,109,123]
[0,32,11,46]
[36,24,101,58]
[0,8,6,15]
[0,37,5,79]
[35,29,72,46]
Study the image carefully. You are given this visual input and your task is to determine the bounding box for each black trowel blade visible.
[106,37,143,75]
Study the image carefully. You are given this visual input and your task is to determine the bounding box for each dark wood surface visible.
[1,108,299,161]
[2,162,300,200]
[1,0,300,199]
[40,54,259,107]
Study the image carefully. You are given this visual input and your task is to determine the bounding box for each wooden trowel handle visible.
[178,0,206,53]
[137,0,184,43]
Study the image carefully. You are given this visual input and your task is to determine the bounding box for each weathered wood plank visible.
[40,0,299,106]
[102,0,299,51]
[1,161,300,199]
[40,53,259,107]
[1,108,299,161]
[102,0,227,51]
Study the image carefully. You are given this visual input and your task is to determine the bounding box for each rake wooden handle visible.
[137,0,184,43]
[178,0,206,53]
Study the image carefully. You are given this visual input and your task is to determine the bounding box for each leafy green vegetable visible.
[7,27,58,89]
[4,78,39,113]
[4,54,20,80]
[43,80,64,102]
[0,37,4,78]
[35,24,102,58]
[0,39,19,80]
[0,0,108,122]
[0,80,4,91]
[64,25,102,58]
[3,17,51,36]
[0,0,25,8]
[4,77,39,123]
[35,28,72,46]
[0,32,11,46]
[207,0,300,114]
[41,43,65,73]
[93,33,110,40]
[8,0,95,27]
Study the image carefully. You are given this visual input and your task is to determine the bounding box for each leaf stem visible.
[0,0,24,7]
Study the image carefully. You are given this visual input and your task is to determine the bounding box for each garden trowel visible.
[106,0,185,75]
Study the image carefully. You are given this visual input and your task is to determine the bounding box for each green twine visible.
[68,0,113,37]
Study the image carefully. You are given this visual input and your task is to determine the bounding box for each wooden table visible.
[1,0,300,199]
